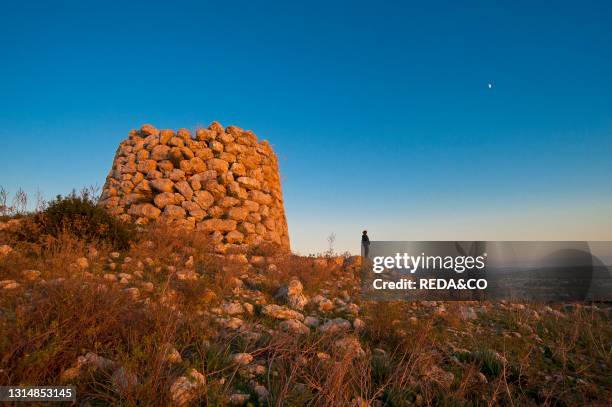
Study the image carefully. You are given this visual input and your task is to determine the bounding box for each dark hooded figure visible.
[362,230,370,258]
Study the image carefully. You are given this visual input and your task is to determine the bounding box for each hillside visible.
[1,214,611,406]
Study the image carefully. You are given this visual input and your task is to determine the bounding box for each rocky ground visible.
[0,221,611,406]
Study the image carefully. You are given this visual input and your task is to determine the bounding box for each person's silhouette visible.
[361,230,370,258]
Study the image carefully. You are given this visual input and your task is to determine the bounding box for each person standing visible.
[361,230,370,258]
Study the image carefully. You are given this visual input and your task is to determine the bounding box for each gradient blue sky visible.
[1,1,611,254]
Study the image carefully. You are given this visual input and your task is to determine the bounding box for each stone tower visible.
[99,122,290,251]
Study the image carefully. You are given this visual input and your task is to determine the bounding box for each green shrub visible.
[35,191,134,249]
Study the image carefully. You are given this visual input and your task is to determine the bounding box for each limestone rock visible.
[154,192,176,209]
[319,318,352,334]
[140,124,159,136]
[174,181,193,200]
[304,316,320,328]
[100,122,290,250]
[151,145,171,161]
[193,190,214,209]
[353,318,366,331]
[222,302,244,315]
[225,230,244,243]
[262,304,305,321]
[128,203,161,219]
[170,369,206,407]
[164,205,187,219]
[276,279,309,310]
[150,178,175,193]
[279,319,310,335]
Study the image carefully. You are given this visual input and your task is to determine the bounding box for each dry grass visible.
[0,219,611,406]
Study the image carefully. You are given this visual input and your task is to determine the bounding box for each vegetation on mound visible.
[1,187,135,250]
[0,197,611,406]
[37,191,135,250]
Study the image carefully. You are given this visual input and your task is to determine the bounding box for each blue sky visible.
[1,1,611,254]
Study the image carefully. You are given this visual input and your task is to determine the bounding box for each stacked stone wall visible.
[99,122,290,250]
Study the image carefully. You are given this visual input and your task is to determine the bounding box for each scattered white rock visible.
[319,318,351,334]
[353,318,365,331]
[222,302,244,315]
[242,302,254,315]
[170,369,206,407]
[218,317,244,330]
[60,352,123,383]
[279,319,310,335]
[276,278,308,310]
[304,316,320,328]
[262,304,304,321]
